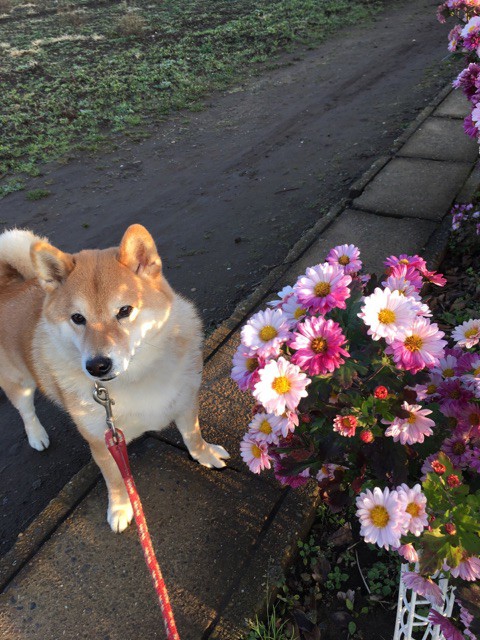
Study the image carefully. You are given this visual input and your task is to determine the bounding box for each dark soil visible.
[0,0,461,559]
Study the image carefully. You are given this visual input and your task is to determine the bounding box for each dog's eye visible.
[117,305,133,320]
[71,313,86,325]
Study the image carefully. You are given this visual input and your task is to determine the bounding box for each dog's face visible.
[31,225,173,381]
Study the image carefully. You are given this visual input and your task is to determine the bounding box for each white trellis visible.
[393,564,456,640]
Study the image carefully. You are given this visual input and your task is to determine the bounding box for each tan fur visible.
[0,225,229,532]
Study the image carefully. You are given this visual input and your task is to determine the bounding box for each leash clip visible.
[93,382,117,440]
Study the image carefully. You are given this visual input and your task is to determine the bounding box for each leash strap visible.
[105,428,181,640]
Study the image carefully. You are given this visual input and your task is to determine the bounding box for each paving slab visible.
[433,89,471,118]
[397,117,478,163]
[276,209,437,286]
[352,157,472,220]
[0,438,317,640]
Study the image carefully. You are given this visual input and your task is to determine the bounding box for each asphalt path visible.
[0,0,459,555]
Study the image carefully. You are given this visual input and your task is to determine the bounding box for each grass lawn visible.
[0,0,384,196]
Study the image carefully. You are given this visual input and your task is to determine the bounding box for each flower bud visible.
[431,460,446,475]
[446,474,461,488]
[360,430,374,443]
[374,386,388,399]
[444,522,456,536]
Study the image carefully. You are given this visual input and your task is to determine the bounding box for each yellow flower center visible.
[407,412,417,424]
[311,337,328,354]
[370,505,390,528]
[443,368,455,378]
[400,259,410,265]
[251,444,262,458]
[453,441,466,455]
[314,281,331,297]
[404,335,423,352]
[469,413,480,427]
[259,325,278,342]
[465,326,479,338]
[378,308,396,324]
[259,419,272,435]
[294,306,306,320]
[338,255,350,266]
[427,384,437,395]
[246,357,258,373]
[406,502,421,518]
[272,376,291,395]
[473,366,480,376]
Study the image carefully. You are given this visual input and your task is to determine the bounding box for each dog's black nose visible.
[86,356,113,378]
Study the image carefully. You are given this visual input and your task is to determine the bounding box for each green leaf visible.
[346,598,354,611]
[348,621,357,636]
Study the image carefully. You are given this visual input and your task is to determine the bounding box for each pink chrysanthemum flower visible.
[316,463,345,482]
[382,271,421,300]
[461,16,480,54]
[280,293,307,327]
[397,484,428,536]
[359,287,419,343]
[442,435,472,468]
[294,262,352,314]
[402,572,443,607]
[458,402,480,435]
[449,555,480,581]
[240,436,272,474]
[231,345,264,392]
[395,543,419,564]
[468,447,480,472]
[454,63,480,99]
[389,264,424,291]
[274,459,310,488]
[386,318,446,374]
[448,24,463,52]
[453,319,480,348]
[267,285,294,309]
[247,412,287,445]
[333,414,358,437]
[418,264,446,287]
[326,244,362,275]
[356,487,406,550]
[413,372,443,401]
[290,316,349,376]
[464,113,479,140]
[241,308,291,358]
[384,254,427,272]
[253,357,310,416]
[457,353,480,381]
[428,610,464,640]
[384,402,435,445]
[438,379,475,416]
[432,354,459,380]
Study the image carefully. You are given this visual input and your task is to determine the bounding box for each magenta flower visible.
[253,356,310,416]
[453,62,480,99]
[294,262,351,314]
[231,345,264,392]
[428,610,464,640]
[449,555,480,581]
[386,317,446,374]
[289,316,349,376]
[442,435,472,468]
[402,572,443,607]
[273,458,310,488]
[464,113,479,140]
[468,447,480,472]
[384,402,435,445]
[438,379,474,416]
[326,244,362,275]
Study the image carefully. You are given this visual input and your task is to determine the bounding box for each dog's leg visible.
[2,380,50,451]
[89,438,133,533]
[175,402,230,469]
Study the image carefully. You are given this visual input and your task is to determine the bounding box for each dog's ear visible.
[31,242,75,292]
[117,225,162,279]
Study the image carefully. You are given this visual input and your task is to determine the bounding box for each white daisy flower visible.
[356,487,406,550]
[431,354,458,380]
[452,319,480,349]
[253,356,310,416]
[247,413,287,444]
[280,293,307,327]
[241,308,291,357]
[358,287,419,343]
[267,285,294,308]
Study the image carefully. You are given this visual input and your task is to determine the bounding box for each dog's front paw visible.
[107,501,134,533]
[27,424,50,451]
[193,442,230,469]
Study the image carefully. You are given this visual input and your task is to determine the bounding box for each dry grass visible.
[115,12,146,37]
[57,6,87,28]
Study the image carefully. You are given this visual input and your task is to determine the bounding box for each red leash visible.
[94,384,180,640]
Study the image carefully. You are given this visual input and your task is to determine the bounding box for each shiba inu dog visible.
[0,225,229,532]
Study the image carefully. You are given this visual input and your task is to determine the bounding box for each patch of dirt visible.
[0,0,462,558]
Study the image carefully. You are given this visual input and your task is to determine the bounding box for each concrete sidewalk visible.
[0,86,478,640]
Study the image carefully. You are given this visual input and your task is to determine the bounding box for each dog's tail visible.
[0,228,47,286]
